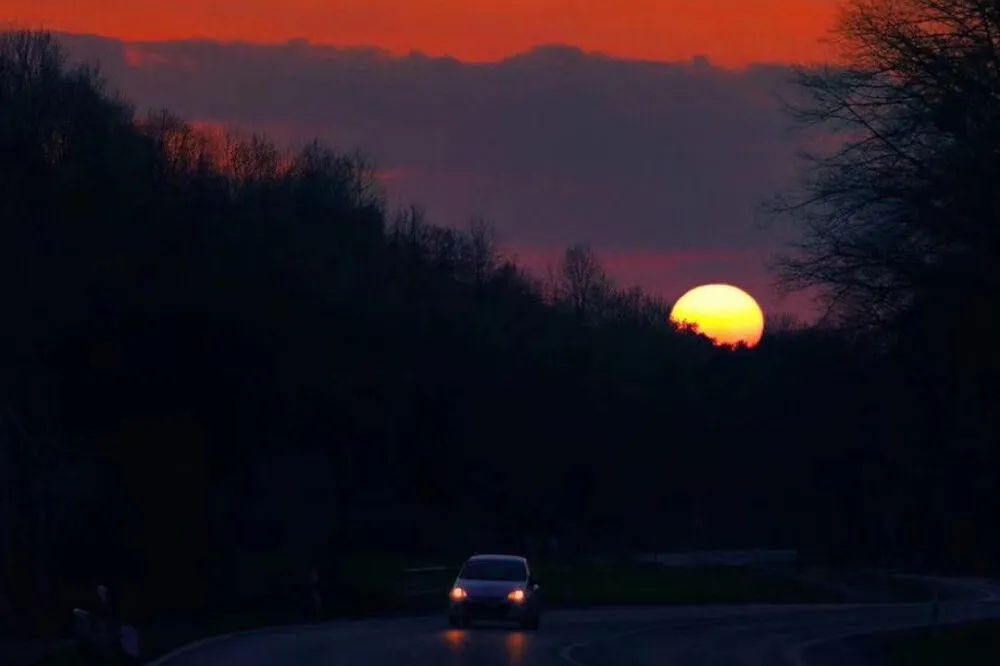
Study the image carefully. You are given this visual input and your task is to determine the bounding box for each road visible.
[152,598,1000,666]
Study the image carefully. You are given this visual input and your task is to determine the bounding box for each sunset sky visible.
[2,1,844,318]
[7,0,839,67]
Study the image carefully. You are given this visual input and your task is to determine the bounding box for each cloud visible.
[61,34,813,317]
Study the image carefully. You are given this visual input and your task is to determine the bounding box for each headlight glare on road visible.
[507,589,526,603]
[450,586,468,601]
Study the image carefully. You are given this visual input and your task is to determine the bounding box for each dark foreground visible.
[880,619,1000,666]
[150,599,1000,666]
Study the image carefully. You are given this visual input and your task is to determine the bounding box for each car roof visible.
[466,554,527,562]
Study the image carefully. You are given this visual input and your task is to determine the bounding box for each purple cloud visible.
[62,34,813,318]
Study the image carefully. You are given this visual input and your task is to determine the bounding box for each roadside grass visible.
[29,551,453,666]
[881,621,1000,666]
[30,653,83,666]
[537,563,843,606]
[838,572,938,602]
[29,608,307,666]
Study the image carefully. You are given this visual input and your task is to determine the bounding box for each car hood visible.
[455,578,524,598]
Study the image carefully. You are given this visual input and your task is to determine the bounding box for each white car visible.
[447,554,542,629]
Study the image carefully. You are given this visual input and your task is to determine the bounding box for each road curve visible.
[150,600,1000,666]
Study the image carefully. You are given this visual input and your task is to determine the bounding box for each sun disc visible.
[670,284,765,347]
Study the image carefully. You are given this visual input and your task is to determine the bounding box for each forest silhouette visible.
[1,4,998,635]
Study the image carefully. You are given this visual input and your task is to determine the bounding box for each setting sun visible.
[670,284,765,348]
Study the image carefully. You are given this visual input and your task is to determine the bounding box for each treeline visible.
[0,30,995,633]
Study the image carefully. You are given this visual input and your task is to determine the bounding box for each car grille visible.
[466,596,511,618]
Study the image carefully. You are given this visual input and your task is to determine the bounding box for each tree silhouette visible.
[773,0,1000,572]
[774,0,1000,329]
[555,244,614,317]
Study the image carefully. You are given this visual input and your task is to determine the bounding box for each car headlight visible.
[507,589,526,603]
[450,587,468,601]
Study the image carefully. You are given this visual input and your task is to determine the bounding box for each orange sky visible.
[5,0,841,67]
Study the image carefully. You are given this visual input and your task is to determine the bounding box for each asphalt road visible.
[152,597,1000,666]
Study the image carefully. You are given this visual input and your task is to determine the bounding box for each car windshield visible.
[459,559,527,581]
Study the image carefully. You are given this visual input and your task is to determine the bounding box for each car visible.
[447,554,541,629]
